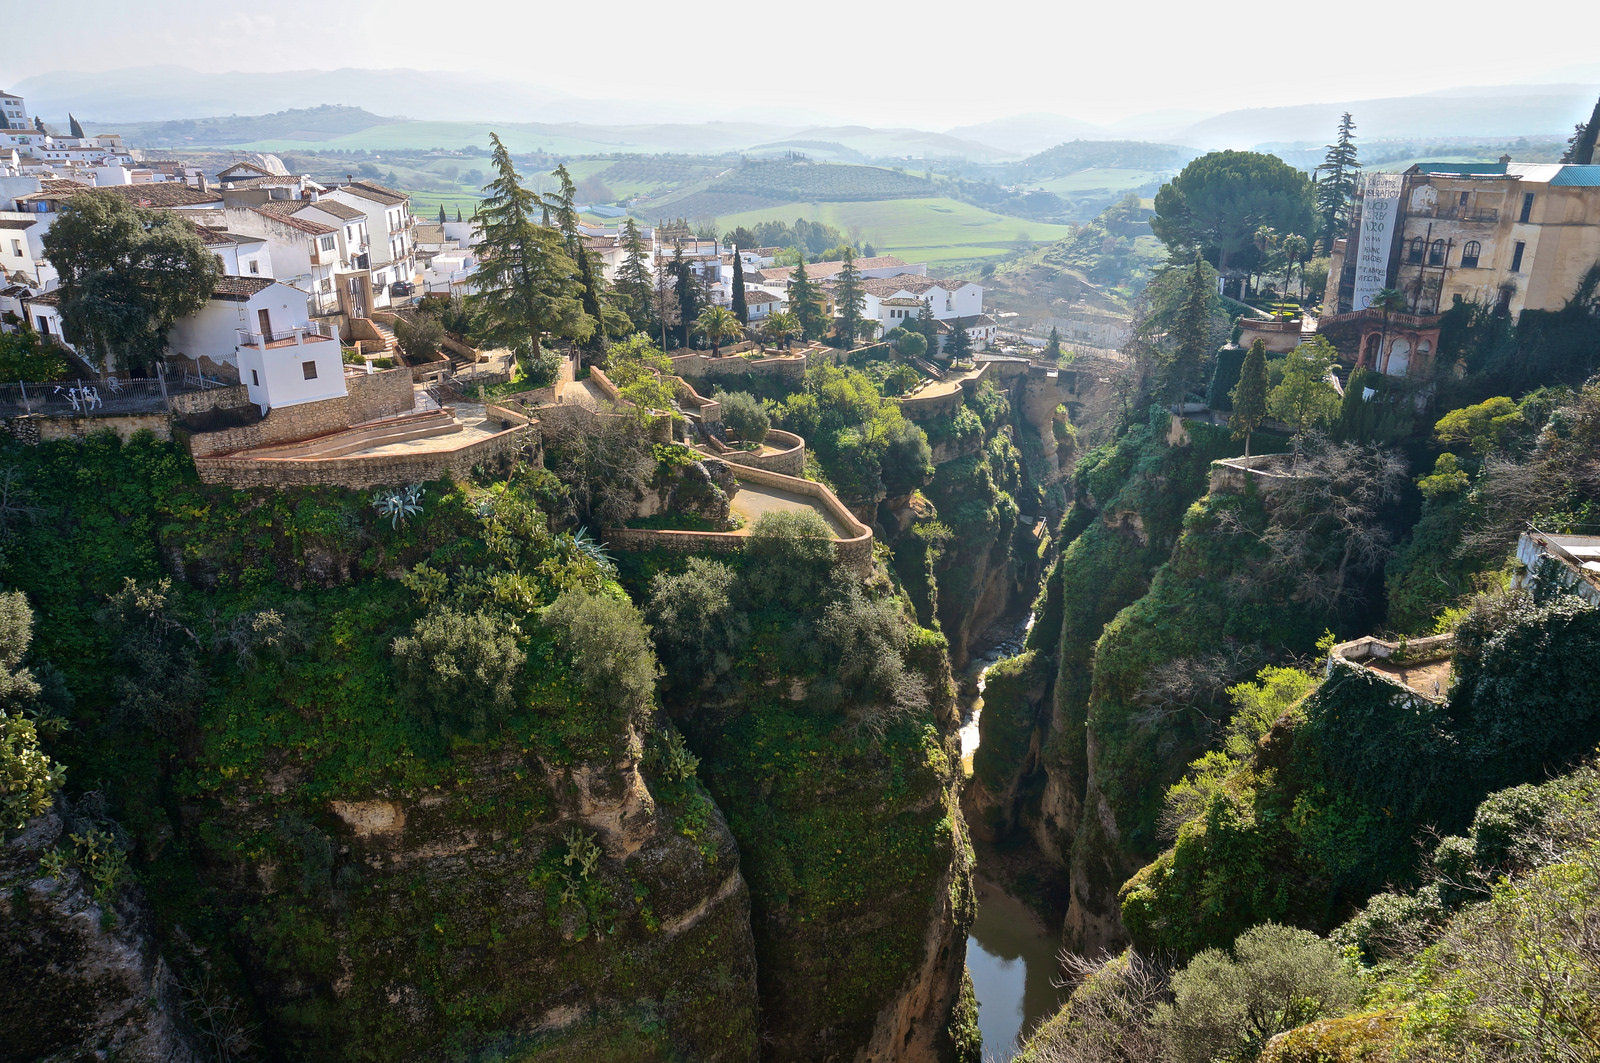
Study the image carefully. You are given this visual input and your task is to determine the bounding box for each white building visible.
[196,228,273,278]
[322,180,415,305]
[0,92,27,132]
[223,202,348,315]
[860,275,990,351]
[166,277,344,411]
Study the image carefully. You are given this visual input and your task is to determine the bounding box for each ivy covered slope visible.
[0,434,759,1061]
[972,410,1280,949]
[627,513,978,1063]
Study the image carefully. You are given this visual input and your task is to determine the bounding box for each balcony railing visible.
[235,321,336,348]
[1413,205,1500,224]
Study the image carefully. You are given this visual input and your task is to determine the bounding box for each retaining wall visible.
[0,412,172,444]
[193,424,528,490]
[695,428,805,476]
[671,351,807,385]
[186,367,415,458]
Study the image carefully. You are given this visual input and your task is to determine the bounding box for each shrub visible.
[393,606,525,740]
[1,709,62,833]
[744,510,836,611]
[1155,922,1360,1063]
[394,314,445,363]
[647,558,748,693]
[714,389,771,445]
[543,588,659,719]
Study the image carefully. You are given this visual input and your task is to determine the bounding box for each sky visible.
[5,0,1600,128]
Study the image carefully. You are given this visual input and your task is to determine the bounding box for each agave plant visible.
[372,484,424,530]
[568,527,615,574]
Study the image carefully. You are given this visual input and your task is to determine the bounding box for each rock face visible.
[0,811,197,1063]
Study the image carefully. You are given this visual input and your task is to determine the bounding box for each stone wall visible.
[187,367,414,457]
[671,351,807,386]
[169,384,250,416]
[896,385,967,420]
[194,424,528,490]
[697,428,805,477]
[0,412,172,443]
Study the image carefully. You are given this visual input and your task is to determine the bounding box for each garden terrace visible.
[1328,633,1455,704]
[693,427,805,477]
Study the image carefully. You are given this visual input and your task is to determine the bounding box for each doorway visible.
[257,308,273,344]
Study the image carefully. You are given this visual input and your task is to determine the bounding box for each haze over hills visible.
[15,65,1598,159]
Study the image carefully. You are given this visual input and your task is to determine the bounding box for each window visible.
[248,259,259,275]
[1461,240,1482,268]
[1459,191,1469,207]
[320,235,336,251]
[1511,241,1526,272]
[1428,239,1446,267]
[251,369,260,386]
[302,360,318,380]
[1407,237,1425,264]
[9,239,19,256]
[1520,193,1535,223]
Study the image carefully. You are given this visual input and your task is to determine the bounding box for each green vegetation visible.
[1151,150,1314,273]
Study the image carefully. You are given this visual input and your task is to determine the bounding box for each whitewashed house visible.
[196,228,273,278]
[223,201,348,314]
[322,180,415,306]
[860,275,991,350]
[166,276,344,411]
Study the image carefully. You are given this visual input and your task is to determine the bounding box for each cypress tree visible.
[915,299,938,357]
[833,246,865,347]
[1563,96,1600,164]
[616,218,654,333]
[1167,255,1216,404]
[731,251,748,325]
[1044,326,1062,360]
[1230,339,1269,458]
[437,205,447,225]
[1314,113,1361,253]
[788,257,826,340]
[945,318,973,361]
[467,132,592,360]
[575,245,607,359]
[455,208,463,223]
[68,113,85,139]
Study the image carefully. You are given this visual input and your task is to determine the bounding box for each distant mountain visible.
[1010,140,1197,181]
[112,106,388,147]
[1181,88,1596,149]
[781,125,1007,162]
[946,113,1111,157]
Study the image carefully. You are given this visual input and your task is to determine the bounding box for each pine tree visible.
[615,218,654,333]
[731,251,748,325]
[787,257,827,340]
[1230,339,1269,458]
[1044,326,1062,360]
[670,244,707,349]
[833,246,865,348]
[945,319,973,361]
[915,299,939,357]
[544,164,582,250]
[575,245,607,359]
[467,133,592,360]
[1314,113,1361,254]
[1166,254,1215,403]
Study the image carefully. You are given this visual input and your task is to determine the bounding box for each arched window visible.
[1428,239,1446,267]
[1407,237,1425,264]
[1461,240,1482,268]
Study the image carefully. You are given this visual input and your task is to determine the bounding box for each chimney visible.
[198,173,209,193]
[346,173,353,185]
[1500,154,1512,166]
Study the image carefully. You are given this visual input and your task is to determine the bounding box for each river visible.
[959,614,1064,1061]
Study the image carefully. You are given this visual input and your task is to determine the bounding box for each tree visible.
[615,218,654,334]
[1230,340,1269,459]
[544,588,659,718]
[763,310,801,350]
[914,299,939,356]
[543,163,582,249]
[42,192,218,374]
[1370,286,1409,370]
[604,333,677,418]
[1165,255,1217,403]
[1154,923,1359,1063]
[1313,113,1361,253]
[437,205,447,225]
[647,559,748,693]
[1279,233,1309,300]
[945,319,973,361]
[694,305,742,357]
[1151,151,1314,271]
[455,207,463,223]
[393,313,445,364]
[714,389,770,444]
[0,591,63,835]
[833,246,866,348]
[574,244,608,358]
[467,133,592,360]
[1434,395,1528,460]
[393,607,525,741]
[1562,96,1600,164]
[787,256,827,340]
[670,245,707,349]
[68,113,86,140]
[730,250,748,325]
[1045,326,1063,360]
[652,261,680,351]
[888,326,926,361]
[1267,337,1341,445]
[0,325,71,381]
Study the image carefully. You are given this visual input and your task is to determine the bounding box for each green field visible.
[1034,168,1171,194]
[703,197,1076,264]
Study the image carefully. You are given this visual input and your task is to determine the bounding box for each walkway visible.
[729,483,853,537]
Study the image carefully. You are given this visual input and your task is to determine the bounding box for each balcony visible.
[1414,205,1499,224]
[235,321,337,349]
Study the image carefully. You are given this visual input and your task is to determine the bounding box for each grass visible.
[703,197,1076,263]
[1033,168,1170,194]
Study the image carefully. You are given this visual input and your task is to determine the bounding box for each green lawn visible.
[704,197,1076,263]
[407,190,483,221]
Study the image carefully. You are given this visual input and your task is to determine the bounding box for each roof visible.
[218,161,271,177]
[211,275,277,300]
[27,289,59,306]
[1408,162,1510,177]
[97,182,222,208]
[338,180,406,206]
[251,200,336,235]
[744,289,781,304]
[414,222,447,244]
[861,275,973,297]
[951,314,997,330]
[760,256,909,285]
[300,198,364,221]
[1549,165,1600,187]
[0,217,36,230]
[221,174,308,189]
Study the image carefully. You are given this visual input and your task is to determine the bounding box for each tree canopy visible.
[1151,151,1314,272]
[42,192,218,375]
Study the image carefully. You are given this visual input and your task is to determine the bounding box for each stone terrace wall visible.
[187,367,414,458]
[1,413,172,444]
[193,425,528,490]
[169,385,251,416]
[671,351,807,386]
[698,429,804,477]
[895,385,966,421]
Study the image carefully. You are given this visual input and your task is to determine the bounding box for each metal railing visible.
[234,321,336,347]
[0,376,165,416]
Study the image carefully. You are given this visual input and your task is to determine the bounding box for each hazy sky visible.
[6,0,1600,126]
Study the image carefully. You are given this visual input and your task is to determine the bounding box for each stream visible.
[960,614,1064,1061]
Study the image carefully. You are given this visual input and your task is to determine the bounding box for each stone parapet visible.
[193,424,527,490]
[186,367,414,458]
[695,428,805,477]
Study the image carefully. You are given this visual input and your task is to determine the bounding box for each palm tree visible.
[1371,287,1408,371]
[1281,234,1309,301]
[764,310,801,351]
[694,305,742,357]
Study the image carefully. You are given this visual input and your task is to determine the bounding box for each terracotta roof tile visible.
[97,182,223,208]
[212,275,277,300]
[339,180,406,206]
[301,198,364,221]
[251,200,336,235]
